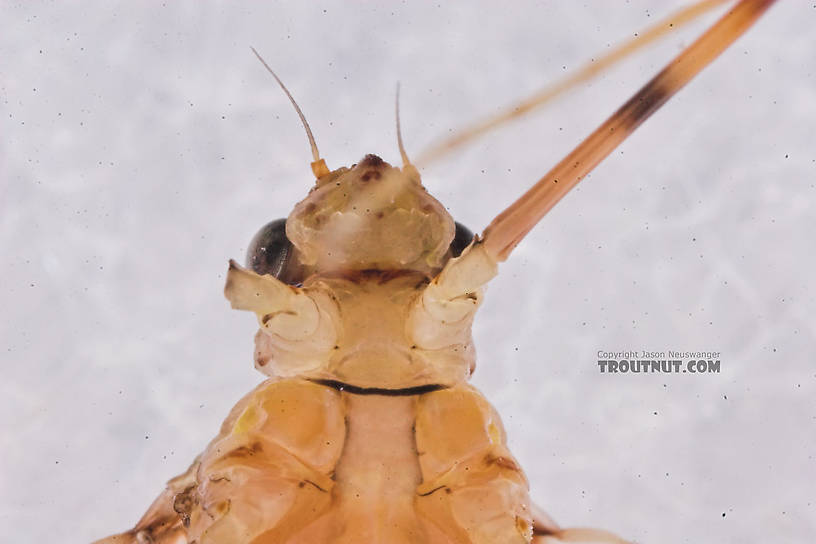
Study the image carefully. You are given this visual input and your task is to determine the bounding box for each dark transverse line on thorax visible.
[309,379,447,397]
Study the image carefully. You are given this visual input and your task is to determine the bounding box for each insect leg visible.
[480,0,777,262]
[416,0,730,166]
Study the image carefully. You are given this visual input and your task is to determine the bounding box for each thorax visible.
[256,271,476,390]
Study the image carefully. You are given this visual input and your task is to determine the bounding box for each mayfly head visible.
[245,162,475,283]
[246,49,475,283]
[284,154,456,276]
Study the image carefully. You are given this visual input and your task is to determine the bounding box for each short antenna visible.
[395,83,419,179]
[395,83,411,167]
[250,47,330,178]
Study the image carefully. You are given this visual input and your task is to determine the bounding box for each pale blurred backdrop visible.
[1,1,814,542]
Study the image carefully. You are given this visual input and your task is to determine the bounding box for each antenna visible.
[395,83,419,180]
[250,47,330,178]
[395,83,411,167]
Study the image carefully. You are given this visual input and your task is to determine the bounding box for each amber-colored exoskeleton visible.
[96,1,776,542]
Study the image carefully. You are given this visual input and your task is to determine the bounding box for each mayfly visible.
[97,1,776,542]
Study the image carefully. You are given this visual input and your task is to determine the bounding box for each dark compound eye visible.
[450,222,474,258]
[246,218,293,278]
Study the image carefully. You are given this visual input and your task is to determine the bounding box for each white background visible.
[2,1,814,542]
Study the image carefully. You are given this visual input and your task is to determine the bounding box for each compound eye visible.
[450,221,474,258]
[246,218,293,279]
